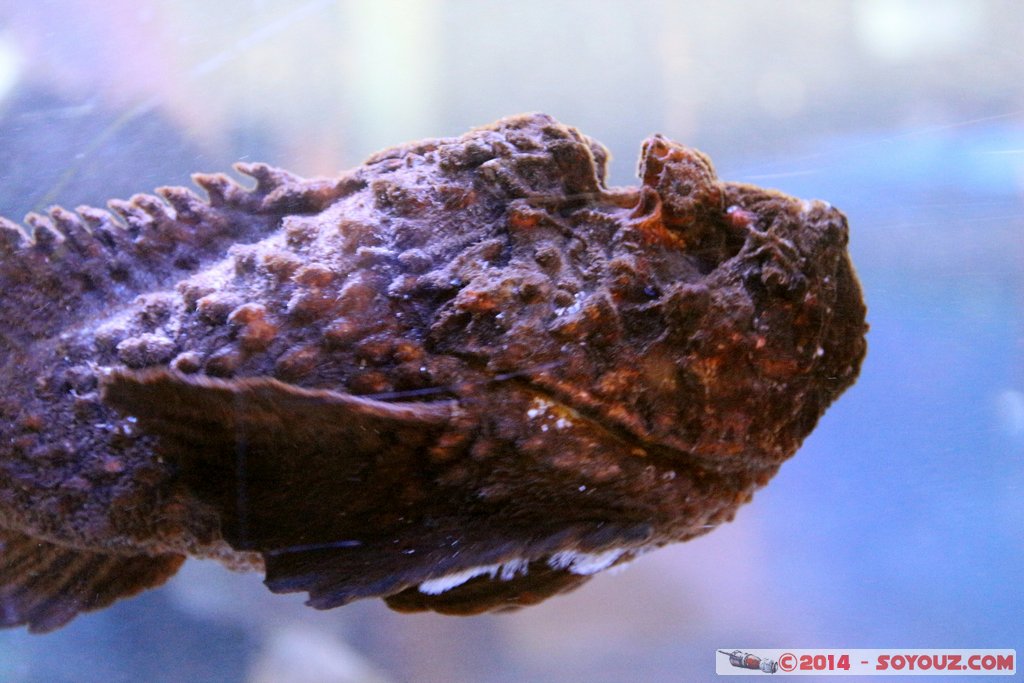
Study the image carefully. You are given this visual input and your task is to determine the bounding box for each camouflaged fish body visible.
[0,113,866,632]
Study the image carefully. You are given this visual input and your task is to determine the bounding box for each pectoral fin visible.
[259,522,642,616]
[101,369,456,553]
[0,528,184,633]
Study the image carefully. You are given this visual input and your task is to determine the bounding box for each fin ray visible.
[0,528,184,633]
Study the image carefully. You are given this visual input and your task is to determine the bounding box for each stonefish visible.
[0,113,866,632]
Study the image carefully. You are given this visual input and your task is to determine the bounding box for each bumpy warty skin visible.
[0,113,866,630]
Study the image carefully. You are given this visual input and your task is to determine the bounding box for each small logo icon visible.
[719,650,779,674]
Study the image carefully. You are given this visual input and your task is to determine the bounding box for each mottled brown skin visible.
[0,113,866,632]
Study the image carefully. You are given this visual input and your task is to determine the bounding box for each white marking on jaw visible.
[417,558,531,595]
[418,565,499,595]
[604,546,651,575]
[547,548,626,575]
[416,549,632,595]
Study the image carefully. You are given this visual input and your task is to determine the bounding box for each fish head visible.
[508,133,867,474]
